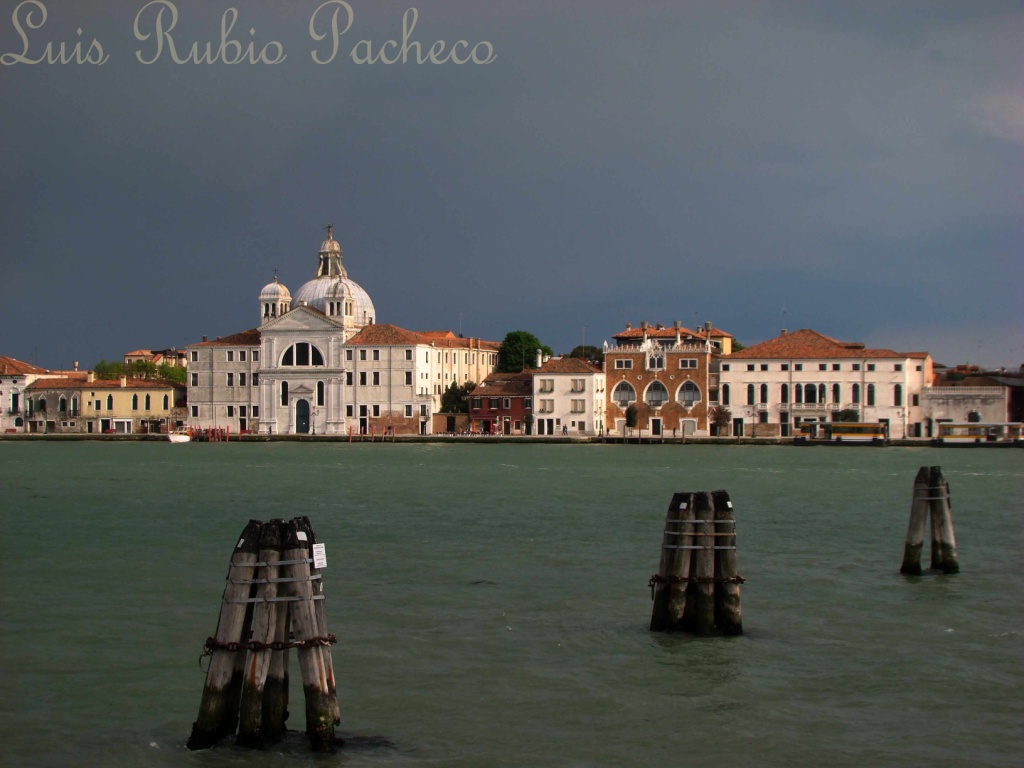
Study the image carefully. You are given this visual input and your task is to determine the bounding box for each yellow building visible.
[25,373,186,434]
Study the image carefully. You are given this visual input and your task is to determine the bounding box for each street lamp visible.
[311,407,319,435]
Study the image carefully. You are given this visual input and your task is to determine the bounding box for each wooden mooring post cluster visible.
[649,490,743,635]
[187,517,340,752]
[900,466,959,575]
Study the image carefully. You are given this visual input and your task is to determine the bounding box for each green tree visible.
[93,359,125,380]
[126,359,158,379]
[157,363,187,385]
[834,408,860,422]
[440,381,475,413]
[496,331,553,373]
[567,344,604,366]
[730,340,746,352]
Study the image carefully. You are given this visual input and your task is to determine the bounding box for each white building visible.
[720,329,932,438]
[0,356,48,433]
[186,330,262,432]
[186,226,499,435]
[532,355,606,436]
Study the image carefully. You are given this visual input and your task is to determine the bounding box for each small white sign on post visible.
[312,542,327,569]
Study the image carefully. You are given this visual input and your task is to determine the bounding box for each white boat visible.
[168,428,191,443]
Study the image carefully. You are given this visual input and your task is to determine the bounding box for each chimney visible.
[202,335,207,342]
[536,349,543,368]
[73,361,79,371]
[87,371,95,383]
[673,320,681,346]
[120,375,127,388]
[625,322,631,330]
[641,321,648,344]
[780,329,787,336]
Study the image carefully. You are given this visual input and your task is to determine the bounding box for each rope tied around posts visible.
[199,634,338,670]
[648,573,745,599]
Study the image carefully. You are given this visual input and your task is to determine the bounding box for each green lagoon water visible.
[0,442,1021,767]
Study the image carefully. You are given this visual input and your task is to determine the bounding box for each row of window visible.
[190,350,260,363]
[28,394,169,413]
[196,369,420,389]
[537,378,589,393]
[612,380,701,408]
[722,362,919,373]
[191,345,499,369]
[613,358,699,370]
[722,382,916,408]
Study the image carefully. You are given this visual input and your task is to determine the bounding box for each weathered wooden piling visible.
[900,466,958,575]
[928,467,959,574]
[295,516,341,727]
[693,492,717,635]
[187,520,262,751]
[649,492,695,631]
[188,518,339,752]
[280,520,338,752]
[649,491,743,635]
[237,520,285,748]
[712,490,743,636]
[899,467,930,575]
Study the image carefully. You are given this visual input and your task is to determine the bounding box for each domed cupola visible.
[259,274,291,324]
[292,224,376,338]
[316,226,347,278]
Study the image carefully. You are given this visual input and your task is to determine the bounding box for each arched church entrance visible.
[296,399,310,434]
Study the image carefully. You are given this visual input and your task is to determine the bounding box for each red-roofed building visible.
[468,372,533,435]
[532,355,606,436]
[604,321,723,437]
[184,228,503,435]
[24,372,185,434]
[719,329,933,438]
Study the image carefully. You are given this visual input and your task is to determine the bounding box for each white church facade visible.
[186,226,499,435]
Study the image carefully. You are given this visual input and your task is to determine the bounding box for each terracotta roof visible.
[124,349,153,357]
[725,329,925,360]
[27,377,183,391]
[345,324,501,350]
[536,357,602,374]
[345,324,424,346]
[470,372,533,397]
[189,329,262,347]
[420,334,501,351]
[612,323,732,341]
[0,356,48,376]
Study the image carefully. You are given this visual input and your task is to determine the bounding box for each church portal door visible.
[296,399,310,434]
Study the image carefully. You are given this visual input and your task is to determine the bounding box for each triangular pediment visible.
[290,384,315,395]
[259,306,342,334]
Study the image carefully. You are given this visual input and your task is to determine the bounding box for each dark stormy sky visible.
[2,0,1021,370]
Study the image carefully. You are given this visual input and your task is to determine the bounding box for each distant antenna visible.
[582,325,586,350]
[459,312,463,337]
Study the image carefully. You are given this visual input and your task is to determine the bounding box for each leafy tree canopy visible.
[440,381,475,413]
[92,358,186,384]
[496,331,553,373]
[834,409,860,423]
[709,406,732,429]
[158,363,187,384]
[567,344,604,365]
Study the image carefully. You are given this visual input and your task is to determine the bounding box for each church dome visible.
[293,276,376,324]
[292,225,376,325]
[259,276,291,300]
